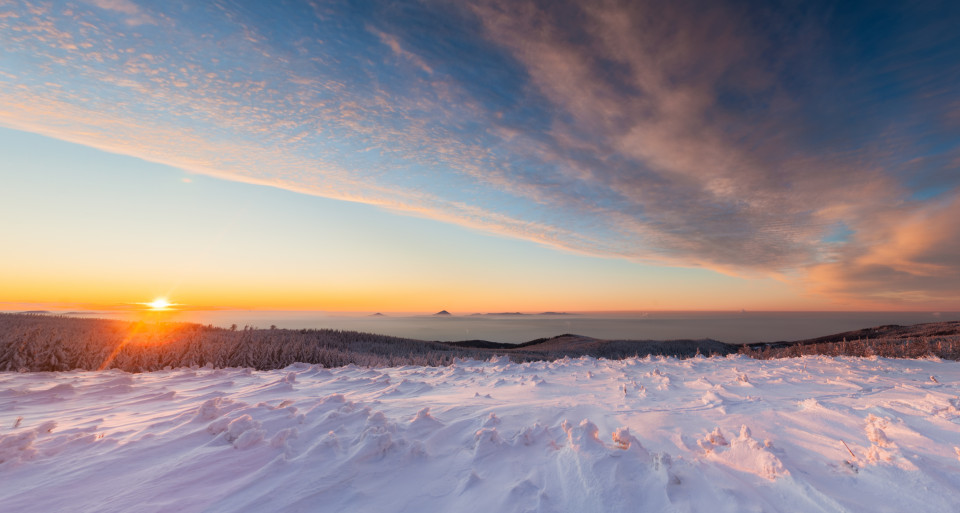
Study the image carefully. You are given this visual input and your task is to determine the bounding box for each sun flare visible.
[147,298,172,310]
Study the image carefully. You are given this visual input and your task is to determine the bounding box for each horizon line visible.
[3,305,958,316]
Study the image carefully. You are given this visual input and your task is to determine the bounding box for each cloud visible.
[2,0,959,307]
[463,1,821,265]
[84,0,155,25]
[807,194,960,306]
[465,0,960,304]
[371,28,434,75]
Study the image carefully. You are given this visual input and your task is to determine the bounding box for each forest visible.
[2,313,959,373]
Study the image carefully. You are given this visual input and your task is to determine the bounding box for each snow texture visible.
[2,355,960,512]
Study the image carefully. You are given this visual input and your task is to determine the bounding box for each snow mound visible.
[702,425,788,480]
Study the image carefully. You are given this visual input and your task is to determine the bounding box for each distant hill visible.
[434,310,452,316]
[369,313,386,317]
[443,321,960,360]
[741,321,960,359]
[778,322,960,345]
[444,334,733,359]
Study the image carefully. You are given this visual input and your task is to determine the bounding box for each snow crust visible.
[2,355,960,512]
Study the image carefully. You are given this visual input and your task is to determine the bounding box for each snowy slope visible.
[2,356,960,512]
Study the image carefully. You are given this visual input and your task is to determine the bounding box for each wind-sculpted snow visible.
[2,356,960,512]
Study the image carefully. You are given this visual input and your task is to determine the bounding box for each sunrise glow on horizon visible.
[146,298,172,311]
[1,0,959,314]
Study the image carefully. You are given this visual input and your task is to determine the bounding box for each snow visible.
[2,355,960,512]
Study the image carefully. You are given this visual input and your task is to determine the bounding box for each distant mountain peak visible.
[434,310,452,316]
[370,312,386,317]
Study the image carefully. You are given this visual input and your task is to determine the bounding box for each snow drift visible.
[3,355,960,512]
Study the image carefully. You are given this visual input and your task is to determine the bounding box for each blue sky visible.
[1,0,959,311]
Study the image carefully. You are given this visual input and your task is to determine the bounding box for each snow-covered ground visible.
[3,355,960,512]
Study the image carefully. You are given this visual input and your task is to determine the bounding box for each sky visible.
[1,0,959,313]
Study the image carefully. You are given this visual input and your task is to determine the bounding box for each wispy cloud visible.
[84,0,156,26]
[371,27,434,75]
[1,0,958,307]
[807,193,960,306]
[463,0,960,303]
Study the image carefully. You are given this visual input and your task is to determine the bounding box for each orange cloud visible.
[807,194,960,307]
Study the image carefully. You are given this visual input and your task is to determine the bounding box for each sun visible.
[147,297,172,310]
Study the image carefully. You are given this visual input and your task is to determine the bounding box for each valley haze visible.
[16,309,959,345]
